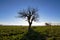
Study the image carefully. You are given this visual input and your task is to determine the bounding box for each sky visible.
[0,0,60,25]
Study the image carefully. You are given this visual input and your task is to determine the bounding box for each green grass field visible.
[0,25,60,40]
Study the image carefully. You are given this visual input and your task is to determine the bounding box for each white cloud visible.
[0,19,45,26]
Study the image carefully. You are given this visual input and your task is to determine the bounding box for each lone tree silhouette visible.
[18,8,39,31]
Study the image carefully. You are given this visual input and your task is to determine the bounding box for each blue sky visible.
[0,0,60,25]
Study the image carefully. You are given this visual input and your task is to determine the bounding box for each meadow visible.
[0,25,60,40]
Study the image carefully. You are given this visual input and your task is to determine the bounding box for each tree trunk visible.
[28,22,32,32]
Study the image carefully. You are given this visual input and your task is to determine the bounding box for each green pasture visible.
[0,26,60,40]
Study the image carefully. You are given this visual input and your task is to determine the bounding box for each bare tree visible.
[45,23,51,26]
[17,8,39,31]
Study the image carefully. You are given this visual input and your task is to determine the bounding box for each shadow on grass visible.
[20,28,46,40]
